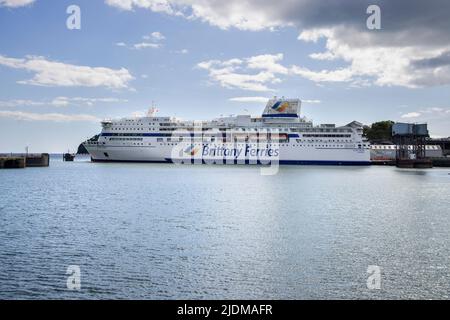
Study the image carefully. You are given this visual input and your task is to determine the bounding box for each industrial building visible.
[370,145,442,161]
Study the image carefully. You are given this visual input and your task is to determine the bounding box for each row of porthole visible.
[155,143,355,148]
[111,128,157,131]
[114,142,365,149]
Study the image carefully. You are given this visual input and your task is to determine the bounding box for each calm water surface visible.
[1,156,449,299]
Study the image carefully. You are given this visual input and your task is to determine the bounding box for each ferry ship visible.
[83,98,371,165]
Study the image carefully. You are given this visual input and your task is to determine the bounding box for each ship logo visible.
[184,145,200,156]
[271,101,289,112]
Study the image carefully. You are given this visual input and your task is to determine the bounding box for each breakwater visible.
[0,153,49,169]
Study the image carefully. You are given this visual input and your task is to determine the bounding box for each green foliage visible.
[363,121,395,142]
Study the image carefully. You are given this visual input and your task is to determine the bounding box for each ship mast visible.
[147,101,159,117]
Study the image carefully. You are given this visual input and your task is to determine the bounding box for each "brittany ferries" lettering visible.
[202,145,280,158]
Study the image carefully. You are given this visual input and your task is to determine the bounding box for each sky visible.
[1,0,449,152]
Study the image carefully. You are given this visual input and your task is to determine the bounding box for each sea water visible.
[0,156,449,299]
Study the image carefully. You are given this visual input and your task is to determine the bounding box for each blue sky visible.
[1,0,449,152]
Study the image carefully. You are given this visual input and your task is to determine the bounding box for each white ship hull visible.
[84,142,371,165]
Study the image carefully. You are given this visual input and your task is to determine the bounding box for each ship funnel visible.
[262,98,301,120]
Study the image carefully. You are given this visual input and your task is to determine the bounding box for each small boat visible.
[63,153,75,161]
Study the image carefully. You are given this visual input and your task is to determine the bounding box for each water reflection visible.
[0,161,449,299]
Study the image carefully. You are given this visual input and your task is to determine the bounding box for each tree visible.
[363,121,395,143]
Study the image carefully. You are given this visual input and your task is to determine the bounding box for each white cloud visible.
[401,107,450,120]
[0,97,127,108]
[143,31,165,41]
[103,0,450,47]
[198,52,365,91]
[197,54,288,92]
[117,32,165,50]
[291,64,354,83]
[401,112,421,119]
[296,27,450,88]
[0,99,45,108]
[398,107,450,137]
[54,97,128,106]
[308,51,336,61]
[117,33,164,50]
[152,31,165,40]
[229,97,269,103]
[104,1,450,89]
[200,45,450,91]
[104,0,289,31]
[133,42,161,49]
[105,0,177,15]
[398,107,450,140]
[50,97,70,107]
[0,110,99,122]
[0,0,35,7]
[246,53,288,75]
[0,55,134,89]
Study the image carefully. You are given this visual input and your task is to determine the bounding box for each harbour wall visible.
[0,153,49,169]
